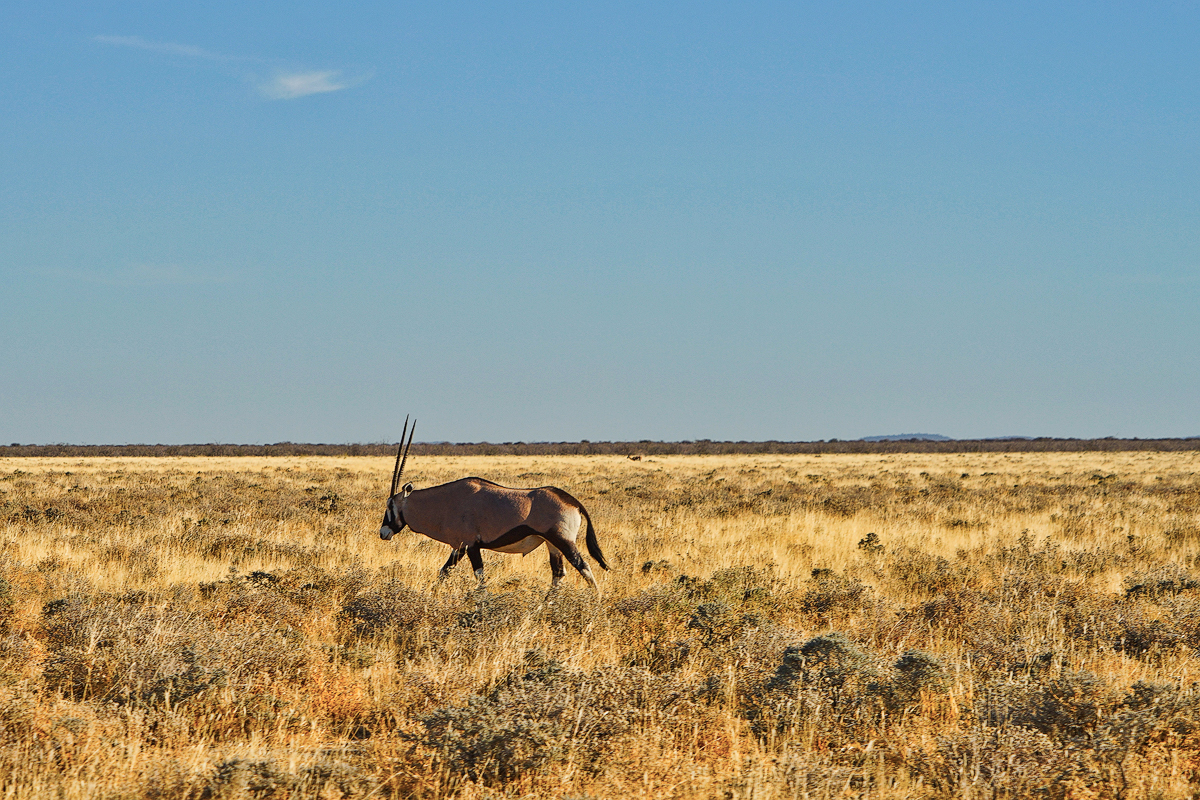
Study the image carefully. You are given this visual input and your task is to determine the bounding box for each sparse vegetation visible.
[1,450,1200,797]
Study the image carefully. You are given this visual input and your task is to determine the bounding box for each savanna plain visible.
[3,451,1200,799]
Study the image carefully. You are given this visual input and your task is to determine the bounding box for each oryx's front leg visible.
[439,546,467,581]
[466,545,486,586]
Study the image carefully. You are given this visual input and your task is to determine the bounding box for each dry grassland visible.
[2,452,1200,799]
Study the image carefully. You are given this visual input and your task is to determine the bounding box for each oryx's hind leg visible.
[466,545,486,586]
[542,529,600,594]
[547,547,566,589]
[439,547,467,581]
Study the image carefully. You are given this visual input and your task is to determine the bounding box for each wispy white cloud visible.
[93,35,367,100]
[258,70,349,100]
[94,35,236,62]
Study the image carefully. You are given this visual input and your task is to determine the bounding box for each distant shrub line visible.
[2,437,1199,457]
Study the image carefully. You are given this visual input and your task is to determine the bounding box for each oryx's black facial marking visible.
[379,498,407,540]
[382,416,415,541]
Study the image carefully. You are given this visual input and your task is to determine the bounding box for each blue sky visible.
[3,2,1197,444]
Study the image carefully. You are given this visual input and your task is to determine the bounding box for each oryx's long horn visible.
[390,416,409,497]
[396,420,416,484]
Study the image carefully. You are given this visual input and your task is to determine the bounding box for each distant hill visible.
[861,433,952,442]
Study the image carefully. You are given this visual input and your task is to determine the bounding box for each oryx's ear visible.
[402,482,413,497]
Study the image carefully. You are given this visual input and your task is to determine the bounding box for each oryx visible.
[378,419,609,591]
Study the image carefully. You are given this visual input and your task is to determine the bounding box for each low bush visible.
[415,650,708,786]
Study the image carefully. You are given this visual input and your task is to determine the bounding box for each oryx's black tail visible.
[582,508,609,571]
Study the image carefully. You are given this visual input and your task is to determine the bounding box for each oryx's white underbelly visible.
[490,535,544,555]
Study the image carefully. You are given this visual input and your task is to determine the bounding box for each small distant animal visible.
[378,418,609,591]
[627,455,641,461]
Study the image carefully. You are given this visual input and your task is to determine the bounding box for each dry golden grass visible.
[2,452,1200,798]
